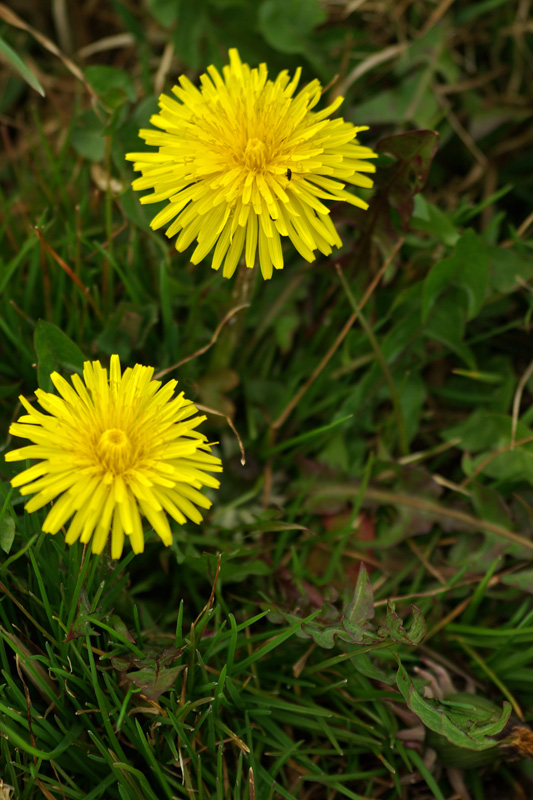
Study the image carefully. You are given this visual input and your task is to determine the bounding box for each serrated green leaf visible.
[379,602,426,645]
[301,618,377,649]
[396,663,511,751]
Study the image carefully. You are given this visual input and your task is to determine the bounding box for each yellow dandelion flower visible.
[5,356,222,559]
[126,48,377,280]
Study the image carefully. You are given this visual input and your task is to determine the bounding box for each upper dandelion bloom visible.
[126,48,377,280]
[5,356,222,558]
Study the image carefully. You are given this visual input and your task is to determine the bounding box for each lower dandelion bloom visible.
[5,356,222,558]
[126,48,377,280]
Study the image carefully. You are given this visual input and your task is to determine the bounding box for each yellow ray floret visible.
[5,355,222,558]
[126,48,377,280]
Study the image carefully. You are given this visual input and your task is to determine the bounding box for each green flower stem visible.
[210,259,257,370]
[337,265,409,457]
[103,134,114,314]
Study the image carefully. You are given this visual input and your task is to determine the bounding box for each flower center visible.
[96,428,132,473]
[243,137,267,171]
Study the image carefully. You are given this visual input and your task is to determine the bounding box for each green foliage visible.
[374,130,440,256]
[1,1,533,798]
[258,0,326,54]
[396,664,512,751]
[422,229,489,322]
[34,320,86,391]
[0,35,44,95]
[269,564,426,650]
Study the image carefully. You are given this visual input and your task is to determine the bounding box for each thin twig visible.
[195,402,246,466]
[155,303,250,378]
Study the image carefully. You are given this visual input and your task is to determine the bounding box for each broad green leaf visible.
[472,448,533,484]
[355,72,441,128]
[422,230,489,322]
[471,484,514,530]
[95,301,159,363]
[345,564,374,625]
[443,410,531,453]
[350,653,395,684]
[125,665,185,701]
[71,109,106,162]
[34,322,86,393]
[171,4,207,69]
[258,0,326,54]
[111,0,146,40]
[0,35,45,96]
[380,312,423,363]
[108,615,137,644]
[502,569,533,594]
[421,254,459,324]
[396,663,511,751]
[399,371,426,444]
[274,311,299,351]
[85,65,136,110]
[423,293,475,368]
[412,194,459,247]
[145,0,180,25]
[434,229,489,318]
[488,245,533,294]
[0,515,15,554]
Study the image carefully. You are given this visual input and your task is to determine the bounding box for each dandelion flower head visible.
[126,48,377,280]
[5,356,222,559]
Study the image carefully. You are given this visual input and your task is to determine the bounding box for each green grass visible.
[1,1,533,798]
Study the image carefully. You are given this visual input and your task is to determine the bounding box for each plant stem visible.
[210,259,257,370]
[337,265,409,457]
